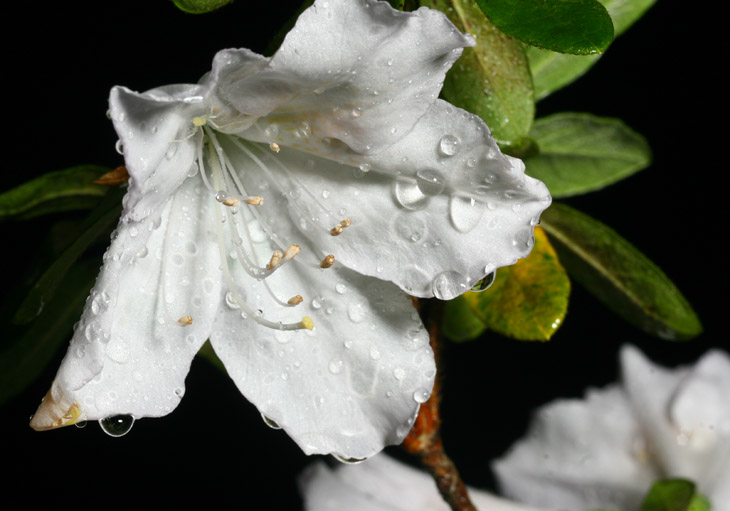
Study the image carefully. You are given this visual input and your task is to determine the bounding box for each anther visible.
[178,315,193,326]
[341,218,352,228]
[244,196,264,205]
[320,254,335,268]
[222,196,240,207]
[270,142,281,153]
[288,295,303,305]
[267,250,283,270]
[330,224,344,236]
[192,116,207,127]
[301,317,314,330]
[283,245,300,261]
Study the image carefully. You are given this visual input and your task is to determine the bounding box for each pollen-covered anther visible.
[330,224,344,236]
[288,295,303,305]
[269,142,281,153]
[283,244,301,261]
[221,196,240,207]
[192,116,207,127]
[178,315,193,326]
[266,250,283,270]
[244,196,264,205]
[301,317,314,330]
[320,254,335,268]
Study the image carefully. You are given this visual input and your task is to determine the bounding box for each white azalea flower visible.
[300,454,546,511]
[30,0,549,459]
[493,346,730,511]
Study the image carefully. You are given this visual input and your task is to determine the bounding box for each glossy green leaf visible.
[462,227,570,341]
[473,0,613,55]
[0,259,98,405]
[12,187,124,325]
[640,479,698,511]
[0,165,110,221]
[525,113,651,198]
[171,0,232,14]
[423,0,534,151]
[541,204,702,340]
[529,0,657,100]
[442,295,487,341]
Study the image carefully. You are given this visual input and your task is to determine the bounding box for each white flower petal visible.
[218,0,474,154]
[492,386,652,510]
[300,454,548,511]
[209,239,434,457]
[30,177,222,429]
[109,85,204,222]
[621,346,730,504]
[235,100,549,297]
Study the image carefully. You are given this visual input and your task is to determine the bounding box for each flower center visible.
[196,125,315,332]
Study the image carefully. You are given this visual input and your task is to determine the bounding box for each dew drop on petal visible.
[261,413,282,430]
[347,302,367,323]
[393,181,428,211]
[225,291,240,310]
[438,135,460,156]
[449,195,485,233]
[431,271,469,300]
[413,388,431,403]
[99,415,135,437]
[115,140,124,155]
[512,228,535,251]
[328,359,344,375]
[415,169,446,196]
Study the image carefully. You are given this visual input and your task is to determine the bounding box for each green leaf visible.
[12,187,124,325]
[0,165,110,221]
[423,0,534,151]
[525,113,651,198]
[197,340,226,372]
[462,227,570,341]
[529,0,658,100]
[442,295,487,341]
[640,479,699,511]
[541,204,702,340]
[0,259,99,405]
[171,0,232,14]
[473,0,614,55]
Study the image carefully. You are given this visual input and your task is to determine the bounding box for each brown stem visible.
[402,301,477,511]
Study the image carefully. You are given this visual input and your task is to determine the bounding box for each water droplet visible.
[347,302,367,323]
[335,283,347,294]
[75,421,87,429]
[472,271,496,292]
[297,122,312,138]
[328,359,344,374]
[351,107,363,118]
[369,345,381,360]
[174,387,184,398]
[261,414,282,430]
[415,169,446,196]
[413,388,431,403]
[264,124,279,138]
[393,181,428,211]
[165,144,178,160]
[225,291,240,309]
[311,297,323,310]
[322,190,330,199]
[449,195,485,233]
[115,140,124,155]
[393,367,406,380]
[99,415,135,437]
[512,228,535,251]
[432,271,468,300]
[358,163,371,173]
[438,135,460,156]
[333,454,368,464]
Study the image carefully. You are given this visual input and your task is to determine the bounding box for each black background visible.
[1,0,726,505]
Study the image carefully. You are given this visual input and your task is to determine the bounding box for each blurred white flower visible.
[300,454,545,511]
[30,0,549,461]
[493,346,730,511]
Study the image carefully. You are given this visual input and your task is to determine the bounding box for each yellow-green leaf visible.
[423,0,535,152]
[462,226,570,341]
[442,295,487,341]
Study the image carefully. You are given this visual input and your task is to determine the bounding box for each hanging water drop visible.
[115,140,124,155]
[415,169,446,196]
[99,414,135,437]
[413,388,431,403]
[431,271,468,300]
[261,413,282,430]
[333,454,368,464]
[471,271,496,292]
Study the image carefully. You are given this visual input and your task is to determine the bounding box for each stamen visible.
[283,245,300,261]
[267,250,283,270]
[269,142,281,153]
[244,196,264,205]
[178,315,193,326]
[330,224,344,236]
[302,317,314,330]
[222,196,240,207]
[341,218,352,228]
[288,295,303,305]
[320,254,335,268]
